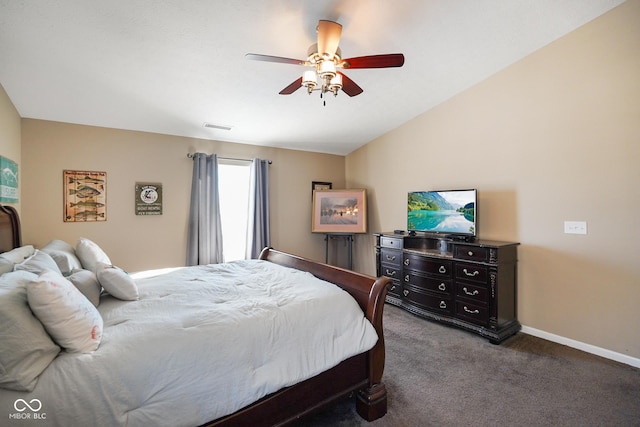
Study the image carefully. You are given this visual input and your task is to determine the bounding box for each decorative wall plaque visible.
[0,156,18,203]
[135,182,162,215]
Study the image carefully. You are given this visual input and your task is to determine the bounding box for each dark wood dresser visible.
[375,232,520,344]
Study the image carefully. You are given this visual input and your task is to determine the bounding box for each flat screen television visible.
[407,189,477,238]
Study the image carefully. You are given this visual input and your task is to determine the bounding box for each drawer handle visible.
[385,269,397,277]
[385,255,396,261]
[463,306,480,314]
[439,301,447,309]
[463,268,479,277]
[463,287,479,296]
[438,283,446,291]
[468,251,474,256]
[403,290,409,297]
[404,259,410,266]
[438,266,447,274]
[404,275,410,283]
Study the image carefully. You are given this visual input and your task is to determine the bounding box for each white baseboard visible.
[520,325,640,369]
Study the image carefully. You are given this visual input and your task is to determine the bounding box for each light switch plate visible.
[564,221,587,235]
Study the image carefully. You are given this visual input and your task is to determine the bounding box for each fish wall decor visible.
[63,170,107,222]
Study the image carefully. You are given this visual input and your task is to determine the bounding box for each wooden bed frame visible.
[0,205,391,426]
[0,205,21,252]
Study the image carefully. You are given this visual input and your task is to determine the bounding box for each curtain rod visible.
[187,153,272,164]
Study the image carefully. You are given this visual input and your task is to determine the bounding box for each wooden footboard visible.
[203,248,391,426]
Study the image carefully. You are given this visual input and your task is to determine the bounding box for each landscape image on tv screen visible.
[407,190,476,235]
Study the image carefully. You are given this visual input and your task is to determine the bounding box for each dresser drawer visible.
[455,282,488,304]
[381,264,401,280]
[387,281,402,297]
[380,236,403,249]
[454,262,488,284]
[404,271,452,295]
[403,285,453,314]
[454,245,489,262]
[380,248,402,266]
[403,253,452,277]
[455,300,488,326]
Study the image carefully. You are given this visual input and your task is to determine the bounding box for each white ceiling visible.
[0,0,625,155]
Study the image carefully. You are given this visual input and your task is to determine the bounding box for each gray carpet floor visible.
[298,304,640,427]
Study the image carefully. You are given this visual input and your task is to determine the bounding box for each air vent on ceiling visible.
[204,122,232,131]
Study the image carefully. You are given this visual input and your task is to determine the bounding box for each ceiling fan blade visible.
[340,54,405,69]
[245,53,307,66]
[279,77,303,95]
[338,72,363,97]
[317,20,342,58]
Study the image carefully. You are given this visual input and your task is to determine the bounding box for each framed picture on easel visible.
[312,189,367,234]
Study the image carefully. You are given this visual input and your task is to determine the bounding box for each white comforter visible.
[1,260,379,426]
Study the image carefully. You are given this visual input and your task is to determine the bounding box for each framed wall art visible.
[63,170,107,222]
[135,182,162,215]
[311,181,332,199]
[311,189,367,234]
[0,156,19,203]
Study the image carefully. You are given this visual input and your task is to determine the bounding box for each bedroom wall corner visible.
[0,83,22,214]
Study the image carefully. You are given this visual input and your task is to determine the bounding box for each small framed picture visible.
[312,189,367,234]
[312,181,332,197]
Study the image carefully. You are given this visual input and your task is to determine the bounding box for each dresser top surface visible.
[376,232,519,248]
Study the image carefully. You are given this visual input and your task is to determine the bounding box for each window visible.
[218,161,251,262]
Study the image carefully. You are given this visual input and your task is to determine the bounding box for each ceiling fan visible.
[246,20,405,100]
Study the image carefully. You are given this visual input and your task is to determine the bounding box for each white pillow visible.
[76,238,111,273]
[27,271,103,353]
[96,262,139,301]
[0,245,35,275]
[14,250,62,275]
[41,240,83,276]
[0,271,60,391]
[0,245,35,264]
[68,269,102,307]
[0,258,14,275]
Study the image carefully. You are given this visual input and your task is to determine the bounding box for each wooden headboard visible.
[0,205,21,253]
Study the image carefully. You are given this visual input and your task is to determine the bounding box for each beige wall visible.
[20,120,345,271]
[347,1,640,359]
[0,84,21,213]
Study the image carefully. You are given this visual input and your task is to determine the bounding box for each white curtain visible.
[186,153,224,265]
[245,158,270,259]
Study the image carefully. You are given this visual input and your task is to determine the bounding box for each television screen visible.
[407,189,477,236]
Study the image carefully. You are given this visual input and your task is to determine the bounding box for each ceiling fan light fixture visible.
[328,73,342,95]
[317,60,336,79]
[302,70,317,94]
[302,70,317,86]
[246,19,404,102]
